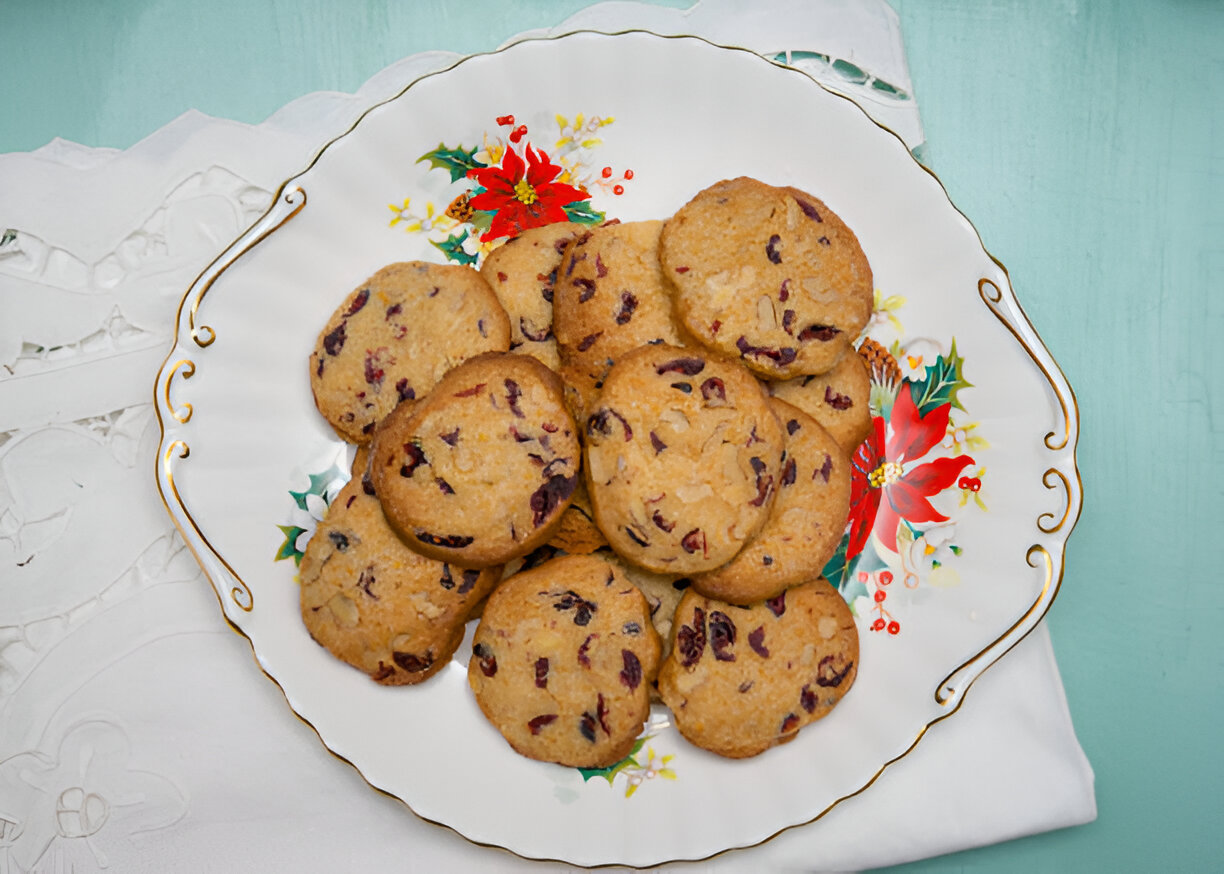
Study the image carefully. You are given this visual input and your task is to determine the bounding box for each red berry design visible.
[887,621,901,635]
[624,169,634,179]
[871,618,886,632]
[873,589,887,603]
[509,124,528,143]
[601,166,613,178]
[959,475,982,492]
[878,570,893,586]
[496,114,515,127]
[613,184,624,195]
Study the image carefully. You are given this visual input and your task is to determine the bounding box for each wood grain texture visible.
[2,0,1221,870]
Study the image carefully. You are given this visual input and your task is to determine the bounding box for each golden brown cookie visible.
[656,579,858,758]
[769,348,873,453]
[479,222,585,371]
[370,352,580,568]
[299,452,501,685]
[584,343,784,575]
[553,220,683,421]
[691,400,851,603]
[467,553,662,768]
[309,261,511,443]
[660,177,872,379]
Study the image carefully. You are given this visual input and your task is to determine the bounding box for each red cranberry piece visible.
[699,377,726,404]
[677,607,707,667]
[800,683,819,713]
[780,713,801,734]
[748,626,769,657]
[766,592,787,617]
[473,642,497,677]
[577,331,602,351]
[782,309,797,335]
[361,472,376,496]
[798,324,840,342]
[781,457,797,487]
[363,348,388,389]
[620,650,643,690]
[358,566,377,599]
[655,357,706,376]
[680,528,707,556]
[765,234,783,264]
[436,476,454,495]
[505,379,524,418]
[573,277,597,302]
[579,712,598,742]
[530,474,578,527]
[346,288,370,316]
[371,662,396,682]
[534,657,549,688]
[399,442,427,477]
[596,693,611,734]
[586,408,632,441]
[528,714,557,735]
[779,279,791,301]
[786,418,801,435]
[793,197,823,222]
[708,611,737,661]
[650,431,667,454]
[624,525,650,548]
[651,510,675,533]
[327,531,350,552]
[824,385,853,410]
[395,378,415,403]
[392,650,433,673]
[595,253,608,277]
[615,291,638,324]
[577,633,596,668]
[439,427,460,446]
[816,654,854,687]
[815,453,833,483]
[322,323,346,356]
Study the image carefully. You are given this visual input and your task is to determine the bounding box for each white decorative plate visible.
[154,31,1080,867]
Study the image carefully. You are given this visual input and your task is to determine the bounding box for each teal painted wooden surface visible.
[3,1,1221,870]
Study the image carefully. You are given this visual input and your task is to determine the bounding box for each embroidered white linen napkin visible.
[0,2,1095,870]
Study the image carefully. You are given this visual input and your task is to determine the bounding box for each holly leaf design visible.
[275,525,307,565]
[289,463,346,511]
[577,736,648,784]
[430,231,479,266]
[822,534,851,592]
[417,143,483,183]
[562,200,605,225]
[909,339,971,415]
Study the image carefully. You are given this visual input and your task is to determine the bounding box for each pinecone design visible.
[858,337,901,389]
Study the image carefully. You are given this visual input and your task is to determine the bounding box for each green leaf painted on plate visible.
[431,231,479,266]
[417,143,483,183]
[288,463,346,511]
[822,534,851,592]
[577,735,648,784]
[275,525,307,565]
[562,200,605,225]
[909,339,972,415]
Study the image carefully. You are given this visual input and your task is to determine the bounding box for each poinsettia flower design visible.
[466,144,589,241]
[847,386,975,561]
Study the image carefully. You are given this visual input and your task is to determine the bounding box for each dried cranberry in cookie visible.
[584,343,784,575]
[692,399,852,603]
[479,221,585,372]
[657,579,858,758]
[553,220,683,422]
[371,352,580,567]
[660,177,873,379]
[309,261,511,443]
[770,348,873,453]
[299,450,501,685]
[467,553,662,768]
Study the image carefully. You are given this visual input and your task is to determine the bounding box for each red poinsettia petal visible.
[872,494,904,552]
[903,454,976,496]
[537,181,591,208]
[524,144,561,187]
[467,161,517,199]
[467,188,513,212]
[845,483,881,563]
[884,482,946,527]
[480,203,531,242]
[889,388,952,463]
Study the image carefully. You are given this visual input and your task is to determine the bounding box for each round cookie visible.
[479,221,585,371]
[553,220,683,421]
[467,553,662,768]
[692,400,852,603]
[370,352,580,568]
[659,177,872,379]
[309,261,511,443]
[656,579,858,758]
[584,343,784,575]
[770,348,873,453]
[299,452,501,685]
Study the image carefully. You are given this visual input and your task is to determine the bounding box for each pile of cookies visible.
[300,177,873,764]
